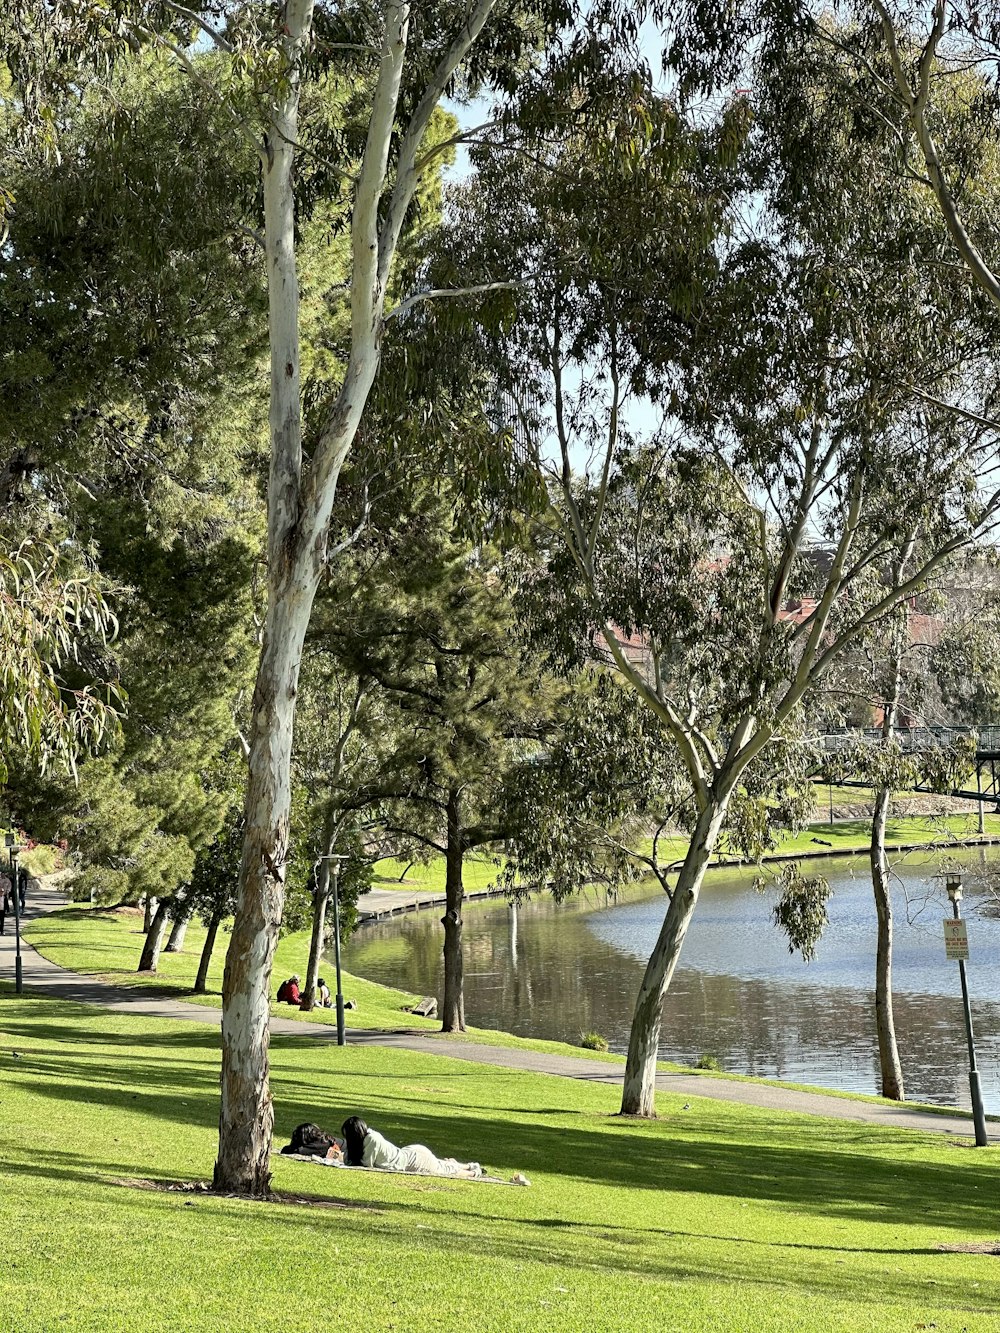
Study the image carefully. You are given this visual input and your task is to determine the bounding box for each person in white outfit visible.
[341,1116,483,1178]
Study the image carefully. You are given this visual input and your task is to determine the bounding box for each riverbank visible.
[359,811,1000,919]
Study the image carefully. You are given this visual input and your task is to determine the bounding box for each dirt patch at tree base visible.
[109,1176,380,1211]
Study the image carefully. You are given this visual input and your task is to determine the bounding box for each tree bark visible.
[871,783,904,1100]
[440,786,465,1032]
[195,911,222,994]
[214,0,318,1197]
[216,576,314,1194]
[620,801,727,1116]
[165,898,193,952]
[142,895,157,933]
[138,899,171,972]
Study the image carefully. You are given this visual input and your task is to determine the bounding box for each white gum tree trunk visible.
[870,782,904,1100]
[620,800,728,1116]
[215,0,497,1193]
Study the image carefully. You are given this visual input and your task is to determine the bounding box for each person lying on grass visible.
[341,1115,483,1179]
[279,1122,344,1161]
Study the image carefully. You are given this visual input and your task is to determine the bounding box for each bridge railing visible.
[817,726,1000,754]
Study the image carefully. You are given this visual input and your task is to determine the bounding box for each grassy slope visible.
[642,811,1000,867]
[371,853,505,893]
[371,813,1000,895]
[1,992,1000,1332]
[23,905,625,1064]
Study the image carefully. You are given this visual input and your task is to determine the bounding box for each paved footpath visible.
[1,881,990,1141]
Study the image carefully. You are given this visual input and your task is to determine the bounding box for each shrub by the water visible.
[580,1031,609,1052]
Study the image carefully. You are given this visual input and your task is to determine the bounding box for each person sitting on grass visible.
[275,975,302,1006]
[341,1115,483,1179]
[317,977,333,1008]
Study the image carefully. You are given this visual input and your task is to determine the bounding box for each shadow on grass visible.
[323,1101,1000,1237]
[6,997,1000,1251]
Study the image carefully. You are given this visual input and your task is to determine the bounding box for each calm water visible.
[343,846,1000,1112]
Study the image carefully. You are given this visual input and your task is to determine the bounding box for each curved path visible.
[2,881,990,1141]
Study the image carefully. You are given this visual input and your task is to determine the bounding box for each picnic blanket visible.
[274,1151,527,1186]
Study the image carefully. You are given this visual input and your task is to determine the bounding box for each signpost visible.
[942,918,969,961]
[943,873,988,1147]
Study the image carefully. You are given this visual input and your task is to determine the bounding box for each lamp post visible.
[5,833,22,994]
[321,852,349,1047]
[944,872,988,1147]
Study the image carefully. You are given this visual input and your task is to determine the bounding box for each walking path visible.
[1,882,990,1141]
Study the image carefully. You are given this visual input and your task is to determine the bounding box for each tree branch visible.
[385,279,520,322]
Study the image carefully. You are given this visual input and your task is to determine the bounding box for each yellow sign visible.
[943,919,969,961]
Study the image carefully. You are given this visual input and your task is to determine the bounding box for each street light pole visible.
[331,857,346,1047]
[946,873,988,1147]
[6,835,22,995]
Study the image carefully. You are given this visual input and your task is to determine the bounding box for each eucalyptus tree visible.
[815,589,978,1103]
[662,1,1000,327]
[449,56,1000,1114]
[0,540,121,784]
[54,0,603,1193]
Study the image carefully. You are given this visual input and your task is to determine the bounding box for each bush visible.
[695,1054,721,1071]
[580,1031,609,1052]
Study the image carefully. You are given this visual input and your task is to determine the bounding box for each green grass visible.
[642,811,1000,870]
[1,991,1000,1331]
[24,904,625,1064]
[371,852,506,893]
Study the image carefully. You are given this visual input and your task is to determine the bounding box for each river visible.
[342,845,1000,1112]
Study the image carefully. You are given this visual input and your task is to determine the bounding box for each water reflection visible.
[342,846,1000,1112]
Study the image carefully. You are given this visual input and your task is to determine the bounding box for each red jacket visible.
[277,979,302,1006]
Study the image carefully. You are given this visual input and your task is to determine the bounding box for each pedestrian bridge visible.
[817,726,1000,806]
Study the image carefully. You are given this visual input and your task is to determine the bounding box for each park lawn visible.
[1,993,1000,1332]
[371,852,505,893]
[23,904,625,1064]
[640,810,1000,869]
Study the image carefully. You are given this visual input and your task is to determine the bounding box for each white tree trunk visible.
[214,10,316,1187]
[620,801,728,1116]
[165,897,192,952]
[214,0,496,1195]
[215,573,316,1193]
[871,784,904,1100]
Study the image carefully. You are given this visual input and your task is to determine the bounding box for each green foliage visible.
[761,863,833,962]
[580,1030,609,1051]
[499,670,688,899]
[0,539,121,782]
